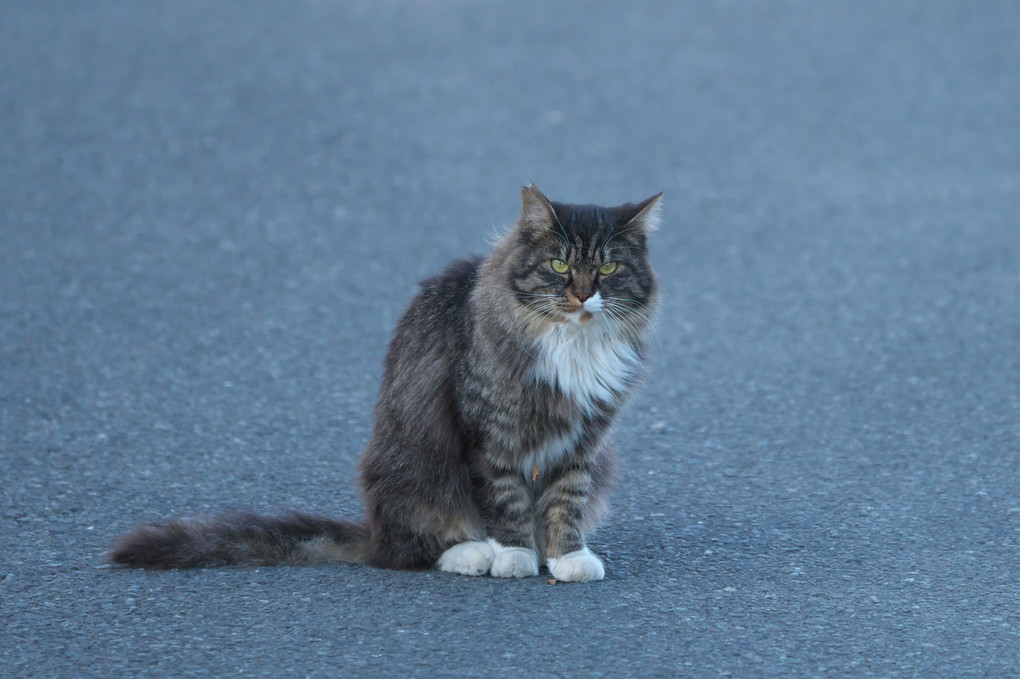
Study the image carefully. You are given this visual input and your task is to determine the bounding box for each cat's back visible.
[381,256,482,377]
[364,257,484,509]
[402,256,481,331]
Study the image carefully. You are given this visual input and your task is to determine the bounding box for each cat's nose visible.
[574,291,593,303]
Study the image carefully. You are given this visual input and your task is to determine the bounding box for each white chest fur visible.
[520,421,583,477]
[531,320,641,415]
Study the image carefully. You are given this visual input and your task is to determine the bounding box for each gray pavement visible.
[2,1,1018,676]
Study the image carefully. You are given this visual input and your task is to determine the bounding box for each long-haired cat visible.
[109,184,661,582]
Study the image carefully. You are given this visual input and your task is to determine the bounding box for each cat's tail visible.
[107,510,371,569]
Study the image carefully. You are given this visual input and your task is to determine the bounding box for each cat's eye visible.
[550,259,570,274]
[598,261,618,275]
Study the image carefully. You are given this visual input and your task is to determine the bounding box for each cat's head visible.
[505,183,661,333]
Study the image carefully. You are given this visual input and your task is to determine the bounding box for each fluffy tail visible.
[108,511,371,569]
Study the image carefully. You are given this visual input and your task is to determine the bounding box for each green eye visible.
[551,259,570,274]
[598,261,618,275]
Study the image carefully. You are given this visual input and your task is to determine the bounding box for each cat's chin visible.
[565,309,597,325]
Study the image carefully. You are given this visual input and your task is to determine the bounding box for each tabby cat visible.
[109,184,661,582]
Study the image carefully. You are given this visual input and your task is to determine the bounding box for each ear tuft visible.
[520,183,557,229]
[622,193,663,232]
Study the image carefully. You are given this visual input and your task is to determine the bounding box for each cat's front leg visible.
[540,465,606,583]
[476,458,540,578]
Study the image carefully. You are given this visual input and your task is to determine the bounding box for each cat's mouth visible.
[520,294,603,326]
[563,292,603,324]
[563,305,597,324]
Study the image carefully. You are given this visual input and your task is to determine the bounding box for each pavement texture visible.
[2,1,1018,676]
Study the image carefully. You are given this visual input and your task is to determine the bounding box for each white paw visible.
[547,547,605,583]
[487,539,539,578]
[436,541,495,576]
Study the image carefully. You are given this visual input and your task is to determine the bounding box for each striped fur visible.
[108,185,661,581]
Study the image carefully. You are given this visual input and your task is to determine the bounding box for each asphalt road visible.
[2,1,1018,676]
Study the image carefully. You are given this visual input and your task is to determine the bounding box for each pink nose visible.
[575,291,593,303]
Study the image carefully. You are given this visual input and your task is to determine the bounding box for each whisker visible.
[607,305,640,340]
[604,303,646,340]
[511,290,561,299]
[611,307,652,332]
[603,311,633,341]
[605,302,651,328]
[602,226,640,249]
[607,300,651,317]
[520,301,559,327]
[549,204,570,245]
[599,304,622,330]
[600,304,628,336]
[602,296,645,307]
[603,297,650,313]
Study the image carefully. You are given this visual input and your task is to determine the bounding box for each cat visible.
[108,184,662,583]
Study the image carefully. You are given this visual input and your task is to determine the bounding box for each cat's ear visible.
[520,183,559,231]
[618,193,663,232]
